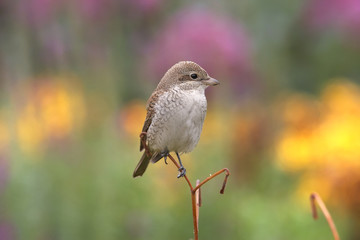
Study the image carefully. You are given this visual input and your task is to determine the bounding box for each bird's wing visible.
[140,91,161,151]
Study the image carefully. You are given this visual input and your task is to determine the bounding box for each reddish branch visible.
[167,154,230,240]
[310,192,340,240]
[195,179,201,231]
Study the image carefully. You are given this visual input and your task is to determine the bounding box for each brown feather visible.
[133,152,151,177]
[139,91,161,151]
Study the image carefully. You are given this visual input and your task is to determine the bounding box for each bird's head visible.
[156,61,219,91]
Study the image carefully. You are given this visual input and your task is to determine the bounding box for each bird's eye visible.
[190,73,198,79]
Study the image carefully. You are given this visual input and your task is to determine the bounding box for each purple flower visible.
[76,0,162,20]
[304,0,360,36]
[123,0,163,14]
[76,0,117,21]
[15,0,61,27]
[0,220,15,240]
[144,7,256,95]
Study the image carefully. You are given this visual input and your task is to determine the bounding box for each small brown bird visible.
[133,61,219,178]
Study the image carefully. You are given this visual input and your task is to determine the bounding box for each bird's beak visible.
[203,77,220,86]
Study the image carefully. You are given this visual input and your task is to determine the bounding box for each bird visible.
[133,61,219,178]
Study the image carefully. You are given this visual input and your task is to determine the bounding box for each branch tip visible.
[220,168,230,194]
[168,153,230,240]
[310,193,318,220]
[309,192,340,240]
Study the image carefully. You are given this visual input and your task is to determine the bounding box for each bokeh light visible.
[144,7,256,95]
[1,1,360,240]
[276,81,360,218]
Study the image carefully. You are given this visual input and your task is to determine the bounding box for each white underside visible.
[147,85,207,154]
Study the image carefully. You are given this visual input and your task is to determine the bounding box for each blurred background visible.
[0,0,360,239]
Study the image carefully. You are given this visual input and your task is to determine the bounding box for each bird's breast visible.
[147,86,207,153]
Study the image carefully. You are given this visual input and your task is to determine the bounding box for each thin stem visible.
[192,168,230,194]
[191,189,198,238]
[196,179,202,207]
[310,192,340,240]
[195,179,201,232]
[167,154,230,240]
[167,154,197,239]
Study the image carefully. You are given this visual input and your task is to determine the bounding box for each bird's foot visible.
[160,150,169,165]
[177,166,186,178]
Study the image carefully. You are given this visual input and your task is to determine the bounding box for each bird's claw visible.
[161,150,169,165]
[177,166,186,178]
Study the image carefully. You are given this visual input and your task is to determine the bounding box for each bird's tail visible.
[133,152,151,178]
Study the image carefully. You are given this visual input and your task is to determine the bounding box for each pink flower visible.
[76,0,117,21]
[16,0,62,27]
[144,7,256,94]
[304,0,360,36]
[0,220,15,240]
[76,0,162,20]
[122,0,163,14]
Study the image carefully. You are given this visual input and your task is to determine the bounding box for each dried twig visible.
[167,154,230,240]
[310,192,340,240]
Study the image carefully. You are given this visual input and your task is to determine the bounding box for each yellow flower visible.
[281,94,321,129]
[121,100,147,138]
[295,172,332,205]
[17,102,45,154]
[0,113,9,152]
[276,79,360,204]
[322,80,360,116]
[15,77,86,154]
[38,81,85,139]
[277,129,315,171]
